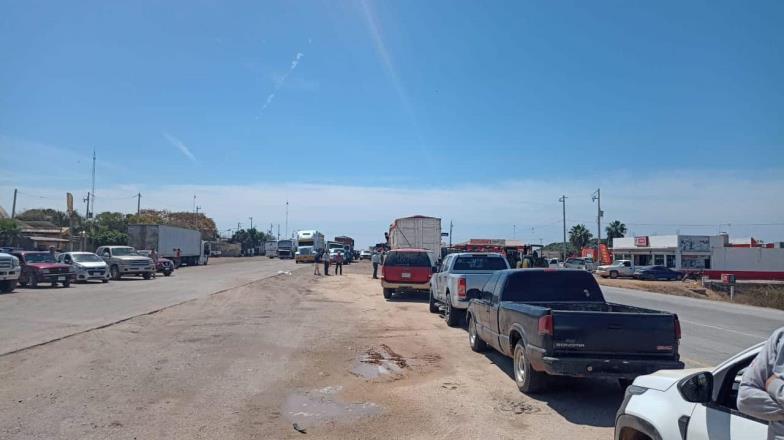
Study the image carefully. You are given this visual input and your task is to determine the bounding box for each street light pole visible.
[592,188,602,262]
[559,195,567,261]
[249,217,253,230]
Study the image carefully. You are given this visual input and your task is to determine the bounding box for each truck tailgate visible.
[551,310,678,356]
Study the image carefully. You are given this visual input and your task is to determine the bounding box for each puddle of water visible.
[350,344,409,379]
[282,387,380,427]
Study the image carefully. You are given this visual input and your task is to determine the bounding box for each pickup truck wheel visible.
[143,272,152,280]
[111,265,121,280]
[610,271,618,279]
[468,316,486,352]
[163,270,172,277]
[444,296,461,327]
[0,280,17,293]
[29,276,38,288]
[63,280,71,288]
[513,341,547,394]
[428,290,439,313]
[383,288,393,300]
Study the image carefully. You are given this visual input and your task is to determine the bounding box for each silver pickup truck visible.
[429,252,510,327]
[96,246,154,280]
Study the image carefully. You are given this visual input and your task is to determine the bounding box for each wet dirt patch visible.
[496,400,542,415]
[351,344,409,379]
[282,386,380,429]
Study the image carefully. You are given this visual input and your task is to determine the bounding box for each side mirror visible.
[678,371,713,403]
[466,288,482,300]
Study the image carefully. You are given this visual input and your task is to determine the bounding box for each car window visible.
[383,252,431,267]
[452,255,508,272]
[482,272,502,301]
[502,271,605,303]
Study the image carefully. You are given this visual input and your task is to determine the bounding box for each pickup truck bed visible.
[467,269,684,394]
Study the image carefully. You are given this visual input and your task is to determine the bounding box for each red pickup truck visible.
[13,251,75,288]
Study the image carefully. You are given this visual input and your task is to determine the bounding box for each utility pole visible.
[513,224,516,240]
[277,224,280,240]
[193,195,197,215]
[249,217,253,230]
[88,149,96,219]
[449,220,453,247]
[592,188,602,262]
[284,200,289,238]
[237,222,242,232]
[136,193,141,215]
[559,195,567,261]
[195,205,201,215]
[11,188,17,219]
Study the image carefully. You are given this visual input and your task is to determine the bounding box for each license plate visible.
[401,272,411,279]
[57,276,65,281]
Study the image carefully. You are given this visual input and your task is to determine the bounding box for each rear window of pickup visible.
[384,252,431,267]
[502,270,604,303]
[453,255,507,271]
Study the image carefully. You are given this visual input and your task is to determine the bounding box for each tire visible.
[51,281,57,287]
[29,275,38,288]
[111,265,121,280]
[513,340,547,394]
[468,315,486,352]
[63,280,70,288]
[102,279,109,283]
[618,378,633,390]
[383,288,393,300]
[444,295,461,327]
[0,280,17,293]
[143,272,152,280]
[609,271,618,279]
[163,270,172,277]
[428,289,440,313]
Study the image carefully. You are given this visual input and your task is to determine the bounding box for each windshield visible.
[502,271,605,303]
[24,253,57,263]
[384,252,431,267]
[278,240,292,247]
[452,255,508,272]
[299,246,313,254]
[111,247,137,256]
[72,254,102,263]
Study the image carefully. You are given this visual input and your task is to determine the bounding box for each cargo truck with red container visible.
[334,236,355,264]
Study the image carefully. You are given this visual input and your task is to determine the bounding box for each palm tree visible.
[605,220,627,247]
[0,219,22,246]
[568,224,593,250]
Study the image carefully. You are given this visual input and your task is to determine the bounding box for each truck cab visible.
[0,252,21,292]
[96,246,154,280]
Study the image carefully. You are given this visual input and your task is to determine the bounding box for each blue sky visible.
[1,0,783,247]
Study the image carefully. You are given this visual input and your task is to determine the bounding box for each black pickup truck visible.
[466,269,684,393]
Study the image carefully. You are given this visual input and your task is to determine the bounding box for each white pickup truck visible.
[0,252,20,293]
[595,259,635,278]
[429,252,510,327]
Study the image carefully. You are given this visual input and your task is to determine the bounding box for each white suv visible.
[615,343,767,440]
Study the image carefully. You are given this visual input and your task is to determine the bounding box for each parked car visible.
[615,343,767,440]
[136,250,175,276]
[562,257,594,271]
[465,269,684,393]
[96,246,154,280]
[596,259,635,278]
[380,248,435,300]
[12,251,75,288]
[547,258,560,268]
[57,251,110,283]
[360,250,372,260]
[0,252,20,293]
[633,265,683,281]
[429,252,510,327]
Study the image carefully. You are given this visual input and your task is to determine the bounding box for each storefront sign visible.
[634,236,649,247]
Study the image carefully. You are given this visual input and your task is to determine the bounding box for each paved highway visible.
[603,285,784,366]
[0,257,298,355]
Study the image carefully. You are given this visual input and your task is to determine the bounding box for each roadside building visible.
[612,234,784,280]
[17,220,71,251]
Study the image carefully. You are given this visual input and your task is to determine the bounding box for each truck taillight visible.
[457,277,467,299]
[674,317,681,340]
[538,315,553,336]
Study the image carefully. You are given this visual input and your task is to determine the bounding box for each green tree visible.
[0,219,22,246]
[605,220,627,247]
[92,229,128,247]
[94,212,130,233]
[17,208,71,227]
[568,224,593,251]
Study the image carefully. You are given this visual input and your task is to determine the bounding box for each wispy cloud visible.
[258,52,304,117]
[163,132,196,163]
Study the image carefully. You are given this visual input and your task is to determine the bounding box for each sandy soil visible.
[0,261,619,439]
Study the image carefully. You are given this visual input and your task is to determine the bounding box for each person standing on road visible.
[737,326,784,440]
[150,248,159,279]
[313,250,322,276]
[371,251,380,279]
[335,251,343,276]
[324,250,331,276]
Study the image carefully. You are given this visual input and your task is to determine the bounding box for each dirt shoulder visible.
[0,261,618,440]
[596,275,784,310]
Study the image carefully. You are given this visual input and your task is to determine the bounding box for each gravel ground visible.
[0,261,618,439]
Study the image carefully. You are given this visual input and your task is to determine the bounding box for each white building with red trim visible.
[611,234,784,280]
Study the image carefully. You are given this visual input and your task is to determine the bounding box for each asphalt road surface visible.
[0,256,298,355]
[603,285,784,366]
